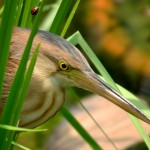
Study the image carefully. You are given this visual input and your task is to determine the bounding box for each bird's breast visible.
[19,86,65,128]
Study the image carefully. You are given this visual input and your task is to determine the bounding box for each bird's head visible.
[37,30,95,88]
[36,30,150,124]
[12,27,150,124]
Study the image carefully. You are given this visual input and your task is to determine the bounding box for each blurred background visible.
[71,0,150,101]
[1,0,150,149]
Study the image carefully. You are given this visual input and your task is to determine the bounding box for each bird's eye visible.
[59,60,70,71]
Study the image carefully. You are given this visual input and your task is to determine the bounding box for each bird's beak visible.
[72,71,150,124]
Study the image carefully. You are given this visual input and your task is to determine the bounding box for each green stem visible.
[61,106,102,150]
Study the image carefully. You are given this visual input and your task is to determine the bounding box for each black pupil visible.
[62,63,67,69]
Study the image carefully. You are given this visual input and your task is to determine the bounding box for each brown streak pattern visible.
[21,89,65,127]
[22,92,48,115]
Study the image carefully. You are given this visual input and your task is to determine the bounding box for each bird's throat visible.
[19,77,65,128]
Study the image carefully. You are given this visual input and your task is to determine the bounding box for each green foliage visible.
[68,32,150,149]
[49,0,72,34]
[0,0,150,149]
[61,106,102,150]
[0,0,46,149]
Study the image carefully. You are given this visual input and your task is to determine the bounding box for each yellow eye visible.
[59,60,70,71]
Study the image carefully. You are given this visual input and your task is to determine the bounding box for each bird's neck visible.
[19,76,65,128]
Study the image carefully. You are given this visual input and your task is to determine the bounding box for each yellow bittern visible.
[1,27,150,129]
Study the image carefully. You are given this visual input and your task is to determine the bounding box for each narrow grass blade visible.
[15,0,23,25]
[130,118,150,148]
[19,0,40,27]
[0,1,18,146]
[67,32,120,91]
[16,43,40,118]
[116,82,150,148]
[0,0,46,149]
[50,1,102,148]
[18,0,27,26]
[52,1,103,149]
[98,75,150,148]
[12,141,31,150]
[1,10,41,126]
[60,0,80,37]
[20,0,33,27]
[0,0,18,104]
[0,5,4,17]
[67,87,118,150]
[40,2,61,30]
[67,32,150,112]
[61,106,102,150]
[49,0,72,34]
[67,32,150,148]
[0,124,47,132]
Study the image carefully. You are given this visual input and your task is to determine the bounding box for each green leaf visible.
[12,141,31,150]
[49,0,72,34]
[0,0,46,149]
[20,0,33,27]
[61,0,80,37]
[0,0,18,106]
[61,106,102,150]
[0,124,47,132]
[67,32,150,149]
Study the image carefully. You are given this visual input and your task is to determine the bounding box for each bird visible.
[1,27,150,129]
